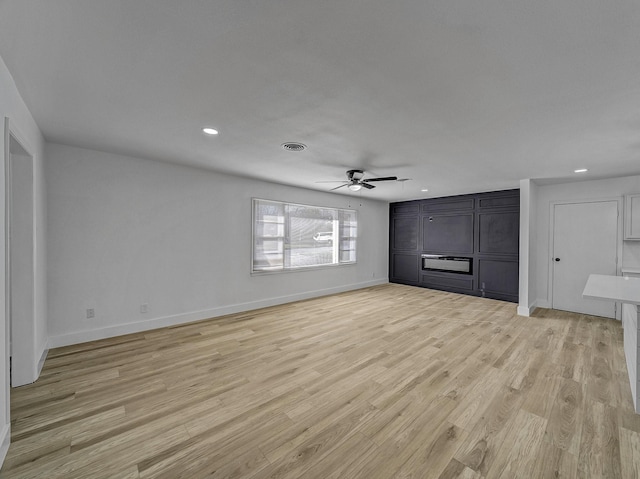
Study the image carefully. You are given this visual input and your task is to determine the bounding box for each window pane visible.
[338,209,357,263]
[286,213,335,268]
[253,199,356,273]
[253,200,285,270]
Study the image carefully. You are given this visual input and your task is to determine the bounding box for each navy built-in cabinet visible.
[389,189,519,302]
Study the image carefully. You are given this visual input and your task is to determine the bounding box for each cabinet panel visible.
[423,214,474,253]
[421,198,473,213]
[622,304,640,412]
[391,253,419,283]
[478,196,519,209]
[478,211,519,254]
[477,259,519,296]
[625,194,640,240]
[392,203,420,216]
[421,273,474,292]
[392,217,419,250]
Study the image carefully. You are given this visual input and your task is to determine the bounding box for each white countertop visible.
[583,274,640,305]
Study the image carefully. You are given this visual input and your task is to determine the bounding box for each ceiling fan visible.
[318,169,399,191]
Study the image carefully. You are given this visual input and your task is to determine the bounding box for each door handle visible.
[554,258,561,262]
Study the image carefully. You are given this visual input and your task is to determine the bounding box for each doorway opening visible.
[4,118,36,387]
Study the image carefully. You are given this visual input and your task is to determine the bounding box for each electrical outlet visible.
[86,308,95,319]
[140,303,148,314]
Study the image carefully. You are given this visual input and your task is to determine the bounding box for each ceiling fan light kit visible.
[348,169,365,181]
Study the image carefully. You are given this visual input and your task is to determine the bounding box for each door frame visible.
[547,198,623,319]
[4,117,37,386]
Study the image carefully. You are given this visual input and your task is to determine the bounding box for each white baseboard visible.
[37,343,49,376]
[49,279,388,348]
[0,424,10,471]
[11,342,49,387]
[517,305,531,317]
[536,299,551,309]
[517,302,537,317]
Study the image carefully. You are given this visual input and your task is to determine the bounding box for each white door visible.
[552,201,618,318]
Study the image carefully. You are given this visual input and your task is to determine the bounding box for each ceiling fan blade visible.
[330,184,349,191]
[363,176,398,182]
[316,180,350,183]
[361,182,375,189]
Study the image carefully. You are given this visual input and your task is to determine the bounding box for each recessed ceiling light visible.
[421,188,429,192]
[202,127,218,135]
[574,168,588,173]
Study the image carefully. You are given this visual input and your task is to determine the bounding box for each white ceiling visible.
[1,0,639,201]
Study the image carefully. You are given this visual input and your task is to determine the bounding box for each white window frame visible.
[251,198,357,274]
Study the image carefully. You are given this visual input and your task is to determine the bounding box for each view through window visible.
[252,199,357,272]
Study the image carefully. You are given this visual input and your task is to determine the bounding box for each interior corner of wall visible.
[536,299,551,309]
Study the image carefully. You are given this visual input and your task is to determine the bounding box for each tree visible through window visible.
[252,199,357,272]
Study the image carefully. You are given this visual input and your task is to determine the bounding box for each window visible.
[252,199,357,273]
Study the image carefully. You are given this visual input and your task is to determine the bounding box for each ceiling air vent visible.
[281,142,306,152]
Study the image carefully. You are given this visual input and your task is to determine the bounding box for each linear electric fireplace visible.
[422,255,472,275]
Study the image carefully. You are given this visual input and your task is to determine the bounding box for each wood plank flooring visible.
[2,283,640,478]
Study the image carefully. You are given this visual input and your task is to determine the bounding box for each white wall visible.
[518,179,539,316]
[534,175,640,308]
[45,143,390,347]
[0,54,47,466]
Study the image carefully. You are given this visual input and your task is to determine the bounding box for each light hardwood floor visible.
[2,284,640,478]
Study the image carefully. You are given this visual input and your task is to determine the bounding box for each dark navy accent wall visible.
[389,189,519,302]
